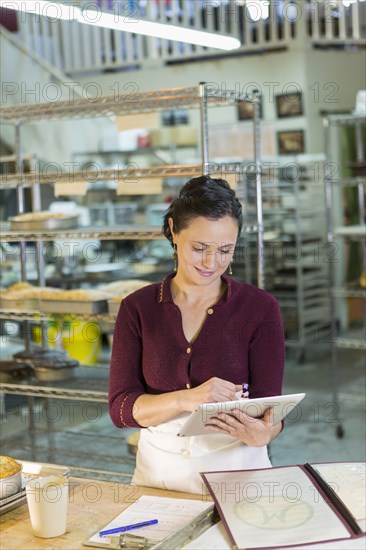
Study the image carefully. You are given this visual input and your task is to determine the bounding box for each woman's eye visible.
[219,249,231,255]
[193,247,205,252]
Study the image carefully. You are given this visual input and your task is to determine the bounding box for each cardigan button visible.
[186,347,191,354]
[207,308,214,314]
[186,383,191,389]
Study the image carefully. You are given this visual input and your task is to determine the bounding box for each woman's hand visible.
[204,407,281,447]
[185,377,242,411]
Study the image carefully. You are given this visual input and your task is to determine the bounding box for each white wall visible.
[77,47,365,158]
[2,32,364,165]
[0,32,114,167]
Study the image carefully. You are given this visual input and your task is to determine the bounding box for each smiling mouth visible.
[195,267,215,276]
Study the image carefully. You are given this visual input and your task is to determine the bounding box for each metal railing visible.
[6,0,366,75]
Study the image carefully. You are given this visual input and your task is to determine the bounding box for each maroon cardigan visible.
[109,272,285,429]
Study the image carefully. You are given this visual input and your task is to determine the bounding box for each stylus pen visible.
[241,383,249,398]
[99,519,158,537]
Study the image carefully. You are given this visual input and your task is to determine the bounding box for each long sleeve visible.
[108,301,146,428]
[248,299,285,399]
[108,274,285,429]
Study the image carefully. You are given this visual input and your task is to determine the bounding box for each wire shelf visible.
[0,366,108,401]
[332,288,366,298]
[335,338,366,350]
[0,226,164,241]
[0,383,108,402]
[0,164,205,187]
[324,113,366,126]
[1,86,259,124]
[0,309,116,322]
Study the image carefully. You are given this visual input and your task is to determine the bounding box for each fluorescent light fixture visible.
[0,0,80,20]
[1,1,241,51]
[79,9,241,51]
[247,0,270,22]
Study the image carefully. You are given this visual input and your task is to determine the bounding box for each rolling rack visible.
[241,160,329,363]
[323,112,366,438]
[0,84,264,476]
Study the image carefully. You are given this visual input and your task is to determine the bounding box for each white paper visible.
[281,536,366,550]
[88,495,212,545]
[313,463,366,529]
[203,467,352,549]
[183,521,231,549]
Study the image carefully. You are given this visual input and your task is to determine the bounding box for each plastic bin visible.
[89,203,114,226]
[146,203,169,225]
[113,203,137,225]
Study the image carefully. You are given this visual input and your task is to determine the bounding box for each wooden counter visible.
[0,477,207,549]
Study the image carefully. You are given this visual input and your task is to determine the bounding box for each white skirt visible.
[132,413,272,494]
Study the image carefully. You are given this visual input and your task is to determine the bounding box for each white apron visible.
[132,413,272,494]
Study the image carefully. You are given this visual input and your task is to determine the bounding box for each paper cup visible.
[26,476,68,538]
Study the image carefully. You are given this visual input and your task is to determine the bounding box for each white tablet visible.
[177,393,306,437]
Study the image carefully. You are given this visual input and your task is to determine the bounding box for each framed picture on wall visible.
[237,97,263,120]
[277,130,305,155]
[276,92,303,118]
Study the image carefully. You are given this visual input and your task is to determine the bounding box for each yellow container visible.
[61,317,101,366]
[32,317,63,349]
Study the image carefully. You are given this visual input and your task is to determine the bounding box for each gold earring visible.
[172,244,177,272]
[228,262,233,275]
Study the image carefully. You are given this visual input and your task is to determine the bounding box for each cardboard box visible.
[117,178,163,195]
[150,126,198,148]
[116,112,160,132]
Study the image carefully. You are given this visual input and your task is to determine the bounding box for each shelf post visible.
[15,123,31,352]
[199,82,209,175]
[31,176,49,351]
[253,93,264,289]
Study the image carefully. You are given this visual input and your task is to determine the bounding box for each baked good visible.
[101,279,150,298]
[7,282,34,292]
[47,289,110,301]
[0,456,22,479]
[11,211,73,222]
[2,286,61,301]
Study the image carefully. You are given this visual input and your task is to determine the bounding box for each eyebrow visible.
[191,241,235,247]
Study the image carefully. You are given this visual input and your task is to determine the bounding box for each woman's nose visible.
[202,250,216,268]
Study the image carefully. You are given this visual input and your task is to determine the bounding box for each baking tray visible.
[13,349,67,364]
[31,360,79,381]
[0,297,39,310]
[39,299,108,314]
[108,299,122,317]
[9,215,78,232]
[0,460,70,515]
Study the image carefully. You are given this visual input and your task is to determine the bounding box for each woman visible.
[109,176,285,494]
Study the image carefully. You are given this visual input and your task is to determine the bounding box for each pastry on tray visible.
[100,279,150,298]
[2,286,62,301]
[42,289,110,301]
[11,211,74,222]
[0,456,22,480]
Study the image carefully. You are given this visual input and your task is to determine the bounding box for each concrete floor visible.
[1,345,365,482]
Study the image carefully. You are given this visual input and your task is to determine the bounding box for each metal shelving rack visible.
[241,164,329,363]
[323,112,366,438]
[0,83,263,472]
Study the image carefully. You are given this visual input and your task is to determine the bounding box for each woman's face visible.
[169,215,238,287]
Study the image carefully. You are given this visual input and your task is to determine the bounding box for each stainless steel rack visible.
[0,227,164,241]
[0,366,108,402]
[0,164,205,187]
[1,86,259,124]
[241,163,329,362]
[323,112,366,438]
[0,310,115,323]
[0,83,263,467]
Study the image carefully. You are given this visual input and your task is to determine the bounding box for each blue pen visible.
[99,519,158,537]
